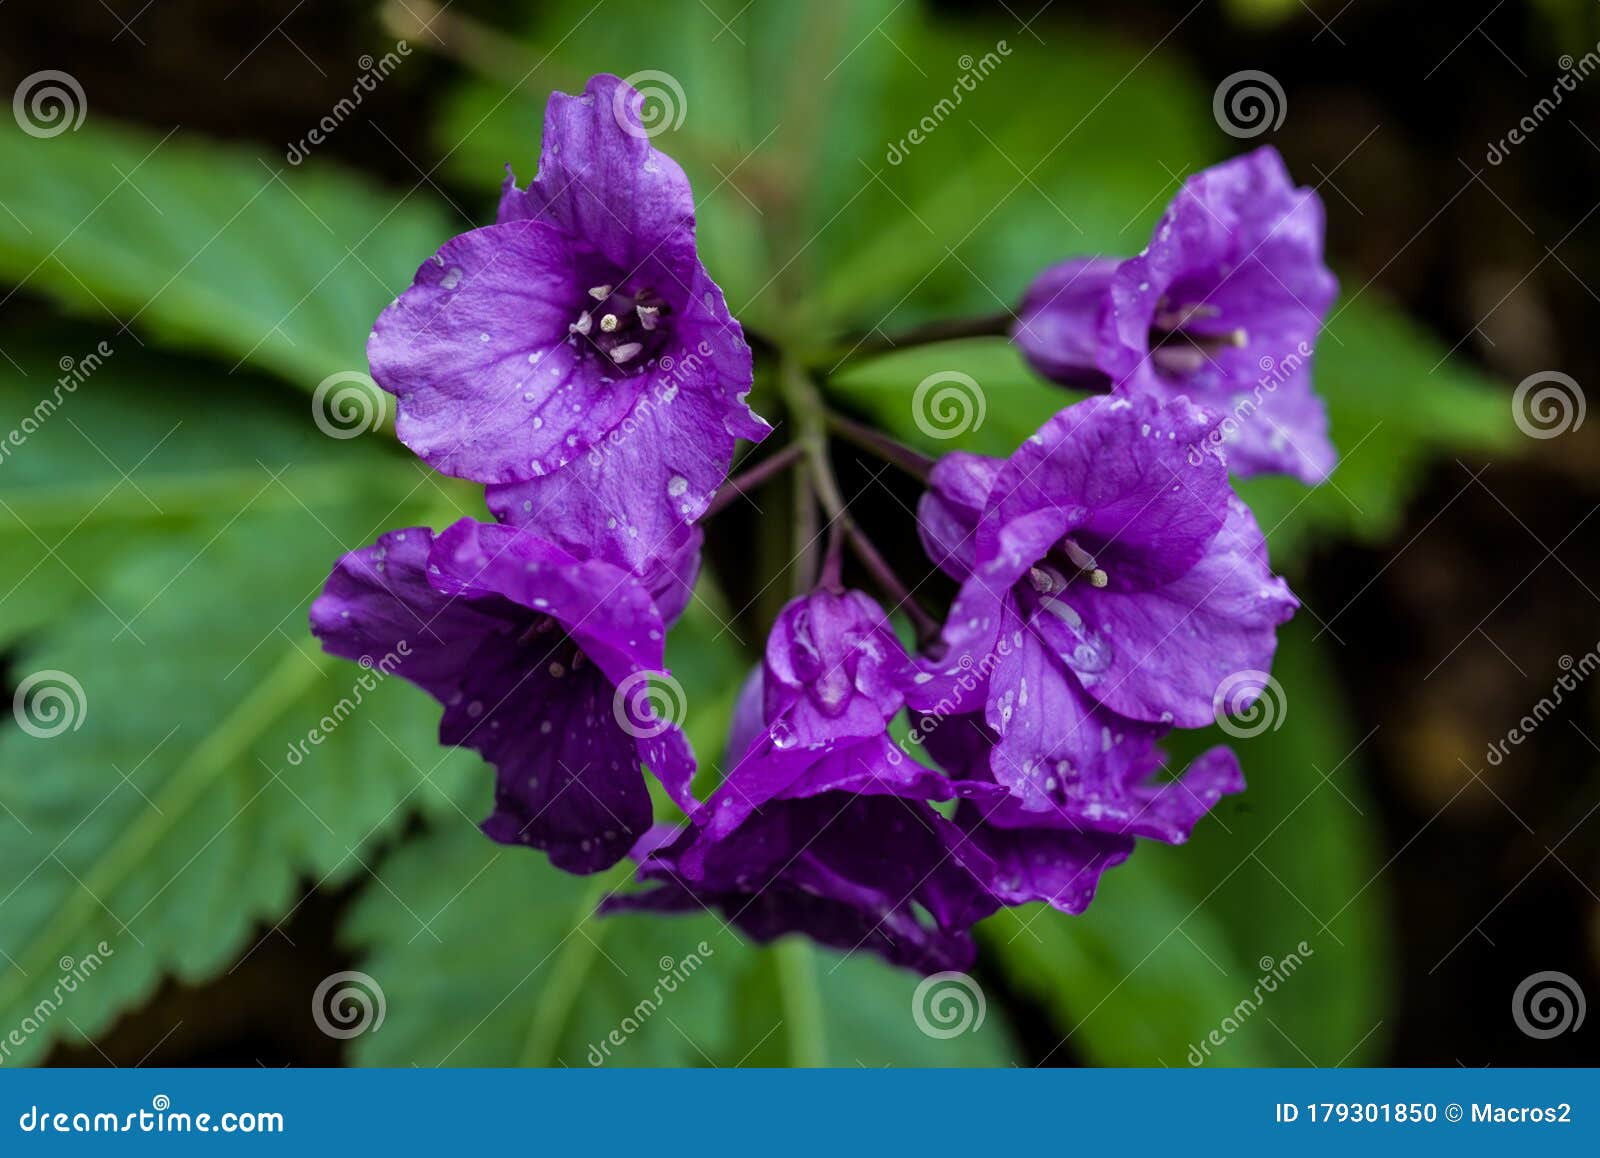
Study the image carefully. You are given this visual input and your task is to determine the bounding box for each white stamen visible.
[1151,345,1207,374]
[609,342,643,363]
[1061,537,1099,574]
[599,313,620,333]
[1089,568,1109,588]
[1028,565,1067,594]
[587,284,613,300]
[569,311,592,335]
[636,305,660,331]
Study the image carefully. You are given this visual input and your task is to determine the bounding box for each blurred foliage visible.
[0,0,1515,1066]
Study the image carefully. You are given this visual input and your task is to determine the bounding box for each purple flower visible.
[918,710,1244,912]
[1013,147,1339,483]
[910,392,1297,809]
[605,590,1007,973]
[309,518,695,874]
[369,74,767,571]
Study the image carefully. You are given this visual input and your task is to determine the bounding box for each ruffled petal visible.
[369,221,650,484]
[1012,256,1120,386]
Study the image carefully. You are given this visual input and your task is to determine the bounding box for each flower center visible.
[1148,299,1247,377]
[1029,536,1109,593]
[514,614,588,674]
[567,282,670,371]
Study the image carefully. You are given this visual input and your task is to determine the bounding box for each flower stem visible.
[825,410,934,483]
[778,359,941,646]
[703,442,805,518]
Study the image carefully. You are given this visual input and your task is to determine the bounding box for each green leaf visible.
[344,821,748,1067]
[0,119,453,390]
[825,336,1069,459]
[732,939,1020,1066]
[345,822,1021,1066]
[0,343,480,1064]
[1155,620,1395,1066]
[985,621,1394,1066]
[983,860,1275,1067]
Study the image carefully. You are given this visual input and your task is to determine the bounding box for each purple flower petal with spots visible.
[368,74,766,560]
[310,518,694,874]
[911,393,1296,789]
[1013,147,1339,483]
[920,712,1244,912]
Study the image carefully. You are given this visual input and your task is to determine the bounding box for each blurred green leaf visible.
[346,821,1020,1066]
[0,120,453,391]
[984,868,1274,1067]
[826,336,1068,458]
[344,821,748,1067]
[0,344,479,1064]
[1154,620,1394,1066]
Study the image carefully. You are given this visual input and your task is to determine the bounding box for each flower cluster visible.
[313,75,1331,974]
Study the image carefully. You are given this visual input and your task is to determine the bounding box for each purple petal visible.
[370,222,650,484]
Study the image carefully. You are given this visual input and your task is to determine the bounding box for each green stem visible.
[774,939,826,1068]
